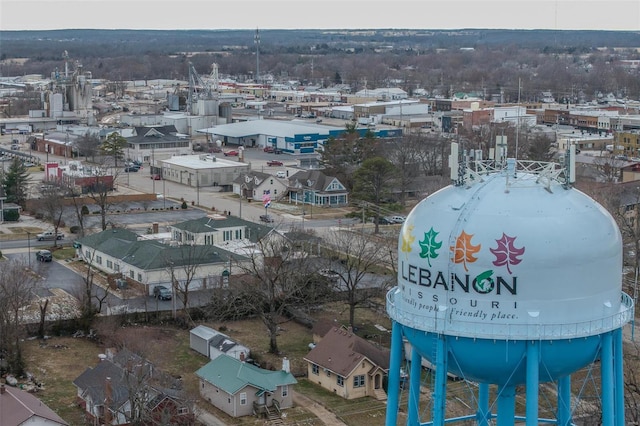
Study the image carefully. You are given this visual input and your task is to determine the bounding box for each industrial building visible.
[159,154,250,190]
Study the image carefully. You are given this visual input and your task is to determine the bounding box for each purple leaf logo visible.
[490,233,525,274]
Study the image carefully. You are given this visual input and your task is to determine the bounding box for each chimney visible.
[152,222,159,234]
[104,377,112,425]
[282,357,290,373]
[240,352,245,362]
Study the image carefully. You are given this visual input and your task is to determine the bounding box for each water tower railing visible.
[386,288,634,340]
[464,159,570,191]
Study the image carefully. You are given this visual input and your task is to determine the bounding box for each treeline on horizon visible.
[1,28,639,102]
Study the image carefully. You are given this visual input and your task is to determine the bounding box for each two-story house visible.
[288,170,349,207]
[232,171,289,203]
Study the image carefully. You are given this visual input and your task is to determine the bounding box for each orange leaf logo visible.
[450,231,481,272]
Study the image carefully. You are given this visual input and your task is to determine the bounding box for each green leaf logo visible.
[419,227,442,267]
[473,270,495,294]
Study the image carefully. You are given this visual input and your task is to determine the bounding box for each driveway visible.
[292,391,347,426]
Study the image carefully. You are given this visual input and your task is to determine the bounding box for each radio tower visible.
[254,28,260,84]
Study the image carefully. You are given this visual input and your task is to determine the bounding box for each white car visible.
[388,216,406,224]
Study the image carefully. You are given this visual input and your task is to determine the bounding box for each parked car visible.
[273,149,283,154]
[388,215,407,224]
[224,150,239,157]
[124,166,139,172]
[36,249,53,262]
[276,171,287,178]
[267,160,283,166]
[151,174,162,180]
[153,285,172,300]
[374,216,392,225]
[318,269,341,281]
[263,146,275,153]
[36,230,64,241]
[259,214,274,223]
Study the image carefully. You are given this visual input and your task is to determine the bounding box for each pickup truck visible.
[36,230,65,241]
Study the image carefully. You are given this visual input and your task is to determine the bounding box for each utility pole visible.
[254,28,260,85]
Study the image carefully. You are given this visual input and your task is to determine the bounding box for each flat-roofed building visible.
[160,154,250,189]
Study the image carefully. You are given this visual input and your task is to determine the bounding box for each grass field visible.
[20,300,394,426]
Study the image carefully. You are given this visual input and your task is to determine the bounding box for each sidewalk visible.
[292,391,348,426]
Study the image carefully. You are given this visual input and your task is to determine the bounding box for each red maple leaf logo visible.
[490,233,525,274]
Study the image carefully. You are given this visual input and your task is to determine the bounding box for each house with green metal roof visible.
[195,354,297,418]
[76,227,247,296]
[168,214,274,247]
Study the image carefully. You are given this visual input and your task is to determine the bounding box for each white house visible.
[75,228,246,295]
[232,171,289,203]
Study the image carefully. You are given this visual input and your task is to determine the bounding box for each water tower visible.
[385,144,634,426]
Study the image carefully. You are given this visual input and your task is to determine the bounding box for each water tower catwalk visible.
[385,145,634,426]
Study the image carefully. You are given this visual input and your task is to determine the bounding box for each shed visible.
[209,333,250,361]
[189,325,250,361]
[190,325,218,358]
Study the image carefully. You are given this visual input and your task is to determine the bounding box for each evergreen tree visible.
[2,158,30,208]
[101,132,128,166]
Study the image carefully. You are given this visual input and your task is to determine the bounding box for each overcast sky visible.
[2,0,639,31]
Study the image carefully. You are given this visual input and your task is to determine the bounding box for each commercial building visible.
[160,154,250,190]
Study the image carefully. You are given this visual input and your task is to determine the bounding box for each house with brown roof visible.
[303,326,389,400]
[0,383,68,426]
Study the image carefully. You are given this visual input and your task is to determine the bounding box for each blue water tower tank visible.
[385,148,634,426]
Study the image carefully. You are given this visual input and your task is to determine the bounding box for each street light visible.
[162,174,166,209]
[26,231,31,268]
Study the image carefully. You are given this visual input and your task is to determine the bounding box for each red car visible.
[224,150,239,157]
[151,174,162,180]
[267,160,283,166]
[263,146,275,153]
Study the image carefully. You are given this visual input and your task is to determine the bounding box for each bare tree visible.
[0,258,40,374]
[74,248,110,331]
[578,181,640,301]
[383,136,422,205]
[625,341,640,425]
[164,244,219,323]
[74,132,101,161]
[84,159,118,231]
[322,229,396,329]
[65,182,89,237]
[590,154,625,183]
[35,184,66,248]
[228,234,318,354]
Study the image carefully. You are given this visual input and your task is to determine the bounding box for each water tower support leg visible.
[601,331,614,426]
[614,328,625,426]
[557,375,572,426]
[408,346,422,426]
[525,341,539,426]
[496,384,515,426]
[432,335,448,426]
[385,321,403,426]
[477,383,490,426]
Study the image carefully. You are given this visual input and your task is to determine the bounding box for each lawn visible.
[20,300,395,426]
